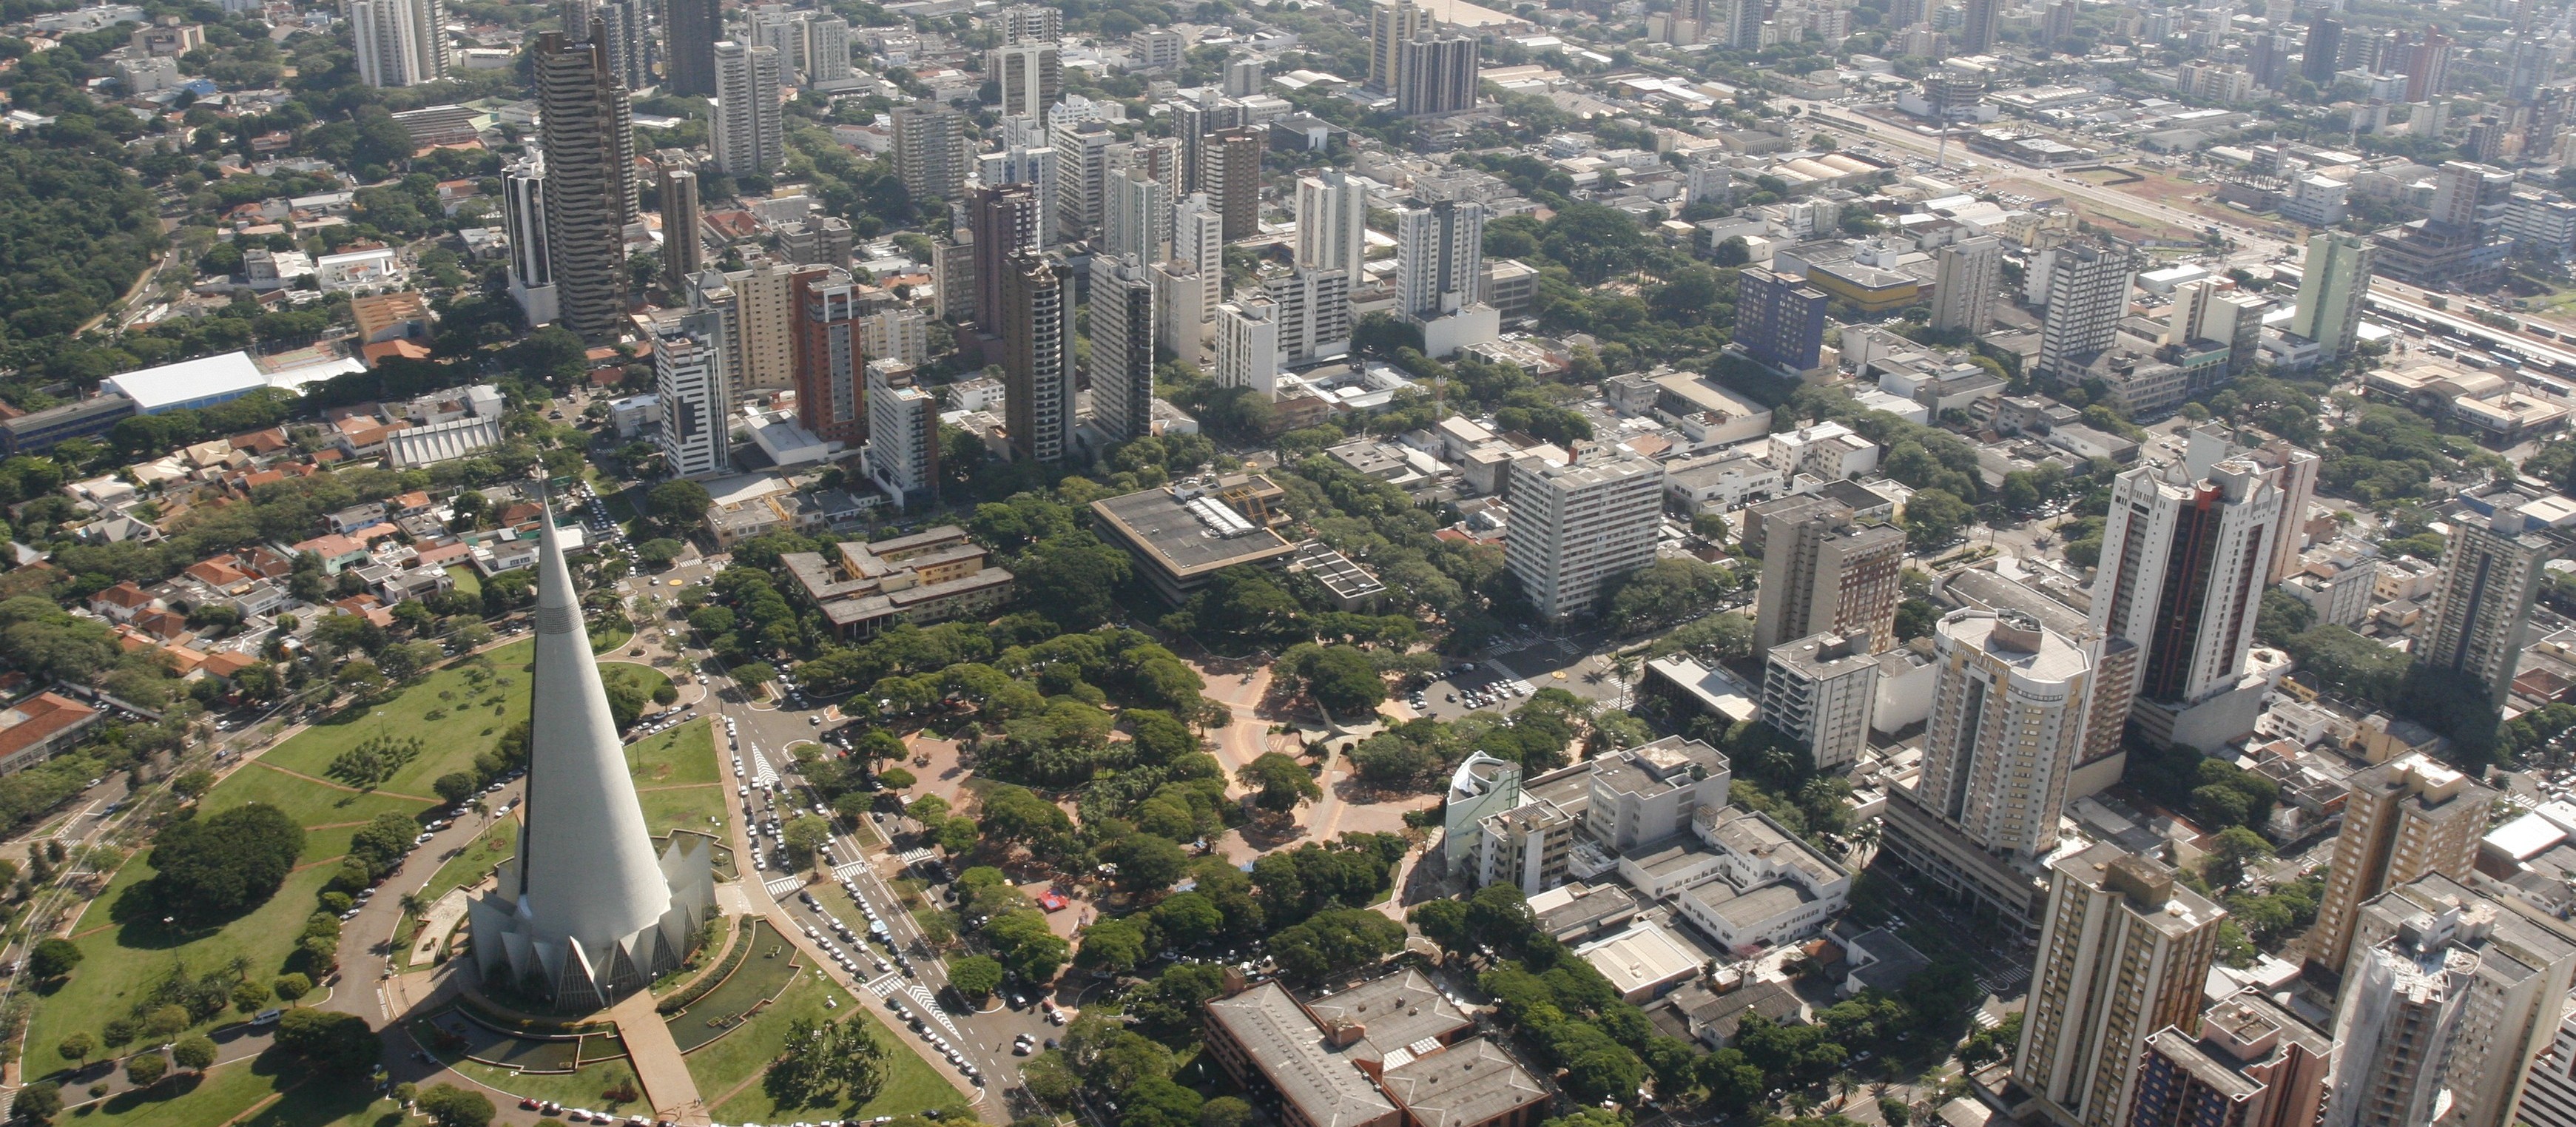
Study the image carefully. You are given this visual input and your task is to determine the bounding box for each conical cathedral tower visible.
[468,499,712,1007]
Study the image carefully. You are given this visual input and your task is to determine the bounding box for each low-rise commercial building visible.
[778,527,1015,639]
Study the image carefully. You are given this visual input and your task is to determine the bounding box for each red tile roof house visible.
[89,582,158,623]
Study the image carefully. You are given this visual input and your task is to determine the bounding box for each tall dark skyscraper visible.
[1000,250,1073,464]
[968,184,1041,333]
[2300,13,2343,86]
[535,24,636,343]
[659,167,703,295]
[664,0,719,96]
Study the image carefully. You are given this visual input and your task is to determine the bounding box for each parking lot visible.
[1405,662,1539,721]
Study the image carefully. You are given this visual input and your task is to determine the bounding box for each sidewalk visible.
[610,993,708,1127]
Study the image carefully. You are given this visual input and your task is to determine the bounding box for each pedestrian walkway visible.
[897,848,937,866]
[833,858,872,881]
[763,875,805,898]
[610,991,709,1127]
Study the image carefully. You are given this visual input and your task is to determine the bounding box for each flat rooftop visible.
[1092,484,1298,586]
[1574,920,1704,998]
[1681,875,1816,929]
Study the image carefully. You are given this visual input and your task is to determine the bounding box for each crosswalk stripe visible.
[763,876,803,897]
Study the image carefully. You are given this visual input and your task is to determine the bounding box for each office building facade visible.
[988,43,1060,118]
[1737,266,1830,373]
[969,184,1042,333]
[503,152,559,326]
[659,167,704,293]
[664,0,719,95]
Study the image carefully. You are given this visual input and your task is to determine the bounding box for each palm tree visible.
[1833,1072,1858,1109]
[399,892,427,920]
[1609,651,1639,710]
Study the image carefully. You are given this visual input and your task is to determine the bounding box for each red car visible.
[521,1099,542,1111]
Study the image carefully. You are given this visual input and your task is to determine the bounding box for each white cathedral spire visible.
[469,488,712,1007]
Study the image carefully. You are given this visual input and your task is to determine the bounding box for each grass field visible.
[27,837,343,1080]
[425,1026,644,1117]
[703,973,970,1124]
[590,621,633,654]
[262,640,538,800]
[443,567,481,599]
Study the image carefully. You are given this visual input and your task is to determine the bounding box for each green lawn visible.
[27,851,341,1080]
[444,566,482,599]
[590,621,634,654]
[206,765,431,858]
[624,720,717,787]
[419,818,519,906]
[261,640,537,800]
[704,974,971,1124]
[59,1057,320,1127]
[599,662,672,711]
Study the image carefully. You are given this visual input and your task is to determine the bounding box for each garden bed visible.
[664,920,801,1053]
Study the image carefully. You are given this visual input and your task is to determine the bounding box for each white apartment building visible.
[1260,264,1352,365]
[857,306,928,369]
[864,359,938,508]
[1503,452,1662,619]
[1761,631,1879,770]
[655,312,732,479]
[350,0,448,87]
[1915,608,2094,858]
[709,41,786,175]
[1214,298,1281,398]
